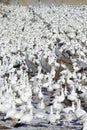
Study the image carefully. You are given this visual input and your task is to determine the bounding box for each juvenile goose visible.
[40,50,51,73]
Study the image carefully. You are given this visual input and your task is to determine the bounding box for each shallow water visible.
[1,0,87,5]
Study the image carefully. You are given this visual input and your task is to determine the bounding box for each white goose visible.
[35,111,45,119]
[38,87,44,99]
[38,99,45,110]
[64,86,68,97]
[35,66,43,80]
[67,87,78,102]
[4,102,16,119]
[14,105,26,120]
[33,84,39,94]
[75,99,86,119]
[53,96,63,111]
[83,121,87,130]
[26,98,33,110]
[55,110,61,121]
[10,73,17,85]
[48,105,56,123]
[0,101,11,114]
[56,88,65,103]
[47,75,53,92]
[19,108,33,124]
[63,101,75,113]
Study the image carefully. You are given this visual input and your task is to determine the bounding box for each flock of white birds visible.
[0,3,87,130]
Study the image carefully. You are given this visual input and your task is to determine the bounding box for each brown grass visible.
[0,0,9,5]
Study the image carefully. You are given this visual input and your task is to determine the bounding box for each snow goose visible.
[48,105,56,123]
[53,96,63,111]
[43,77,53,91]
[38,87,44,99]
[58,75,65,85]
[19,108,33,124]
[56,88,65,103]
[75,99,86,119]
[55,110,61,121]
[0,101,11,114]
[32,82,39,94]
[38,99,45,110]
[10,73,17,85]
[26,98,33,110]
[67,87,78,102]
[67,77,74,86]
[83,121,87,130]
[14,107,26,120]
[64,86,68,97]
[14,97,23,105]
[4,102,16,119]
[52,82,60,90]
[63,101,75,113]
[63,110,77,126]
[82,73,86,82]
[45,74,53,92]
[35,111,45,119]
[35,66,43,80]
[20,92,30,103]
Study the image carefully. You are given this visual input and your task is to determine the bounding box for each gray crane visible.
[25,54,38,74]
[55,44,63,60]
[40,50,51,73]
[55,44,72,64]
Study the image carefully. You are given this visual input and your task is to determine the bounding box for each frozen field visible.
[0,3,87,130]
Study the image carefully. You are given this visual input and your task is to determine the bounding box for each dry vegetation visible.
[0,0,9,4]
[0,0,87,5]
[0,0,31,5]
